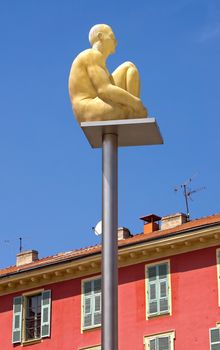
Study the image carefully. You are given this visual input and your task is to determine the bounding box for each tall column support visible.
[102,133,118,350]
[81,118,163,350]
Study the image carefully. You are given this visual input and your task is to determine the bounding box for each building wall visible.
[119,245,220,349]
[0,245,219,349]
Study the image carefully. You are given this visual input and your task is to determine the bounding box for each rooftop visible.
[1,213,220,278]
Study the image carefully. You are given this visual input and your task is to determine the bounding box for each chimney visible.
[140,214,161,234]
[161,213,187,230]
[16,250,39,267]
[118,227,132,240]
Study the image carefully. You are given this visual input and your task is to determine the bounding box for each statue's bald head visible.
[89,24,113,46]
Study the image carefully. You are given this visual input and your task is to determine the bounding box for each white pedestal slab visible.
[81,118,163,148]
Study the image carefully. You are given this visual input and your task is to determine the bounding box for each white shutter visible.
[12,296,23,344]
[94,292,101,325]
[41,290,51,338]
[93,279,101,326]
[147,263,169,316]
[148,266,158,315]
[94,295,101,324]
[83,281,93,328]
[158,263,169,314]
[148,282,158,314]
[83,279,101,328]
[84,296,92,328]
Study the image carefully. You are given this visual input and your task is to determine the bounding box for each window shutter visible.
[83,279,101,328]
[12,296,23,344]
[83,281,93,328]
[147,263,169,316]
[84,296,92,328]
[210,327,220,349]
[41,290,51,338]
[148,282,158,314]
[158,263,169,314]
[158,336,170,350]
[93,279,101,326]
[148,266,158,315]
[149,339,156,350]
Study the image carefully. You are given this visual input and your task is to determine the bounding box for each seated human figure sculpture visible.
[68,24,147,123]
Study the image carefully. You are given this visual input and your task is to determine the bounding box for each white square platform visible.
[81,118,163,148]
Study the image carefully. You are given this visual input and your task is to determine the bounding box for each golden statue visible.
[68,24,147,123]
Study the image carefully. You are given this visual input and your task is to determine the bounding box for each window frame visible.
[12,288,51,345]
[22,289,44,343]
[144,330,175,350]
[145,259,172,319]
[81,275,102,331]
[24,293,42,341]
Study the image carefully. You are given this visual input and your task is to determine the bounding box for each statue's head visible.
[89,24,117,55]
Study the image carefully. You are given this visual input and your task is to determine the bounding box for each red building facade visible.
[0,213,220,350]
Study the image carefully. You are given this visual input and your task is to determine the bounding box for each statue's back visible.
[69,49,98,104]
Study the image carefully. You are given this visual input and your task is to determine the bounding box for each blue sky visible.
[0,0,219,268]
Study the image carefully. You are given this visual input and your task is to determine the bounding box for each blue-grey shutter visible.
[41,290,51,338]
[148,266,158,315]
[12,296,23,344]
[93,279,101,326]
[210,328,220,350]
[149,339,156,350]
[158,336,170,350]
[83,279,102,328]
[148,263,169,316]
[158,264,169,314]
[83,281,93,328]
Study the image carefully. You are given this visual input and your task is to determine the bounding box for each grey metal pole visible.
[102,133,118,350]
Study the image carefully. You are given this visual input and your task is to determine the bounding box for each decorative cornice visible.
[0,225,219,296]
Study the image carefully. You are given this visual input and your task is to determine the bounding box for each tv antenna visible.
[174,175,205,220]
[1,235,30,253]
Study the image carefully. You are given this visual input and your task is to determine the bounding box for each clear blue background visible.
[0,0,219,268]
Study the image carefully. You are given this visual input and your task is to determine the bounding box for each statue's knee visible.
[123,61,136,70]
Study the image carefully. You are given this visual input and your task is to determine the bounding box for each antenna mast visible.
[182,183,190,219]
[174,175,205,221]
[19,237,23,253]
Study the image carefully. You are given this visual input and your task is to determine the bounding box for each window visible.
[12,290,51,344]
[144,331,175,350]
[25,294,42,340]
[82,277,101,329]
[210,327,220,350]
[146,261,171,317]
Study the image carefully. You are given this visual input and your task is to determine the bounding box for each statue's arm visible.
[87,64,142,110]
